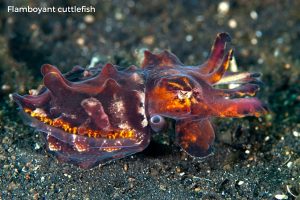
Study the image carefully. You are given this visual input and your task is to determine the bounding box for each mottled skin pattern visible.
[13,33,267,169]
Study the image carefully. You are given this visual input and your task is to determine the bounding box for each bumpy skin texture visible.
[13,33,267,169]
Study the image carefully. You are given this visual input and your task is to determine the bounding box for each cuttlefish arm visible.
[175,118,215,157]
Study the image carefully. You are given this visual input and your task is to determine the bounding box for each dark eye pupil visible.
[151,116,161,124]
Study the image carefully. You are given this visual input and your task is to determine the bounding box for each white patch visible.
[29,89,39,96]
[48,143,61,151]
[88,56,101,69]
[83,99,98,107]
[72,134,77,142]
[62,112,77,119]
[73,141,88,152]
[141,118,148,128]
[229,83,240,89]
[112,93,118,100]
[81,97,106,118]
[47,133,61,151]
[134,138,144,145]
[130,72,144,84]
[32,108,47,117]
[177,90,193,100]
[99,139,107,150]
[135,91,148,127]
[81,98,101,117]
[110,97,133,130]
[113,100,125,113]
[118,122,131,129]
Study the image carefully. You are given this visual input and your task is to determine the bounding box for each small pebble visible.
[238,181,244,185]
[264,136,270,141]
[2,136,11,144]
[250,11,258,20]
[115,12,123,20]
[251,38,258,45]
[256,30,262,37]
[0,154,6,160]
[76,37,85,46]
[274,194,288,200]
[258,58,264,64]
[159,184,167,191]
[25,173,30,180]
[84,15,95,24]
[1,84,11,92]
[8,181,18,191]
[179,172,185,176]
[218,2,230,15]
[34,143,41,150]
[185,35,193,42]
[284,63,291,69]
[195,15,204,22]
[128,177,135,182]
[274,49,280,57]
[292,131,299,137]
[223,164,231,171]
[30,23,38,31]
[123,163,128,171]
[228,19,237,29]
[150,168,159,176]
[142,35,155,45]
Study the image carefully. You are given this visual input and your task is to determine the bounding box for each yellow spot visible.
[102,147,121,152]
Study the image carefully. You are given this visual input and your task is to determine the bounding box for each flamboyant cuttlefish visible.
[13,33,267,169]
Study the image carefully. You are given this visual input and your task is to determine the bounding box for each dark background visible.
[0,0,299,199]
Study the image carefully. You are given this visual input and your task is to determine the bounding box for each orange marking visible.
[102,147,121,152]
[167,81,184,90]
[24,108,136,139]
[74,141,89,152]
[150,86,192,113]
[182,77,192,89]
[48,141,61,151]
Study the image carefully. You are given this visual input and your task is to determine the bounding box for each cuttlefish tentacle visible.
[215,72,262,85]
[203,49,233,84]
[210,98,268,118]
[214,83,260,97]
[198,32,231,74]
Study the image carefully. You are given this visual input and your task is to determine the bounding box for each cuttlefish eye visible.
[150,115,166,132]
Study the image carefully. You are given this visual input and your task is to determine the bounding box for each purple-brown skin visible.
[13,33,268,169]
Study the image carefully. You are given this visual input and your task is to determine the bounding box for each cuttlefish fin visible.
[175,118,215,157]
